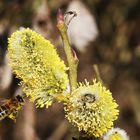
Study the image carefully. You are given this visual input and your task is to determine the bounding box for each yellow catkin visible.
[64,79,119,137]
[7,28,69,108]
[103,128,129,140]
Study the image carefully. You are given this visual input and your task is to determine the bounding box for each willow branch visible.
[57,10,78,91]
[93,64,103,84]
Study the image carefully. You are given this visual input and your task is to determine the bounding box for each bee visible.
[81,93,96,103]
[0,95,24,122]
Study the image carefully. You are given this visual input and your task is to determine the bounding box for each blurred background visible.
[0,0,140,140]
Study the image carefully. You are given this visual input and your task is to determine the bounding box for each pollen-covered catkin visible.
[64,80,119,137]
[7,28,69,108]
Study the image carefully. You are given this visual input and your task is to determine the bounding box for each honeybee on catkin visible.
[0,95,24,122]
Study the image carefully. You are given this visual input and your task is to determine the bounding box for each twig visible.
[57,9,78,91]
[93,64,103,84]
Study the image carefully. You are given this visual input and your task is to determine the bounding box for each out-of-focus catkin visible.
[7,28,69,108]
[103,128,129,140]
[64,80,119,137]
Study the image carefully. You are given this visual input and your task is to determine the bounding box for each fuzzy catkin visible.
[7,28,69,108]
[64,80,119,137]
[103,128,129,140]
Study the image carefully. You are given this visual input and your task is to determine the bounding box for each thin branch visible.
[57,9,78,91]
[93,64,103,84]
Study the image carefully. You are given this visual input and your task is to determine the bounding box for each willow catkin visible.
[7,28,69,108]
[64,80,119,137]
